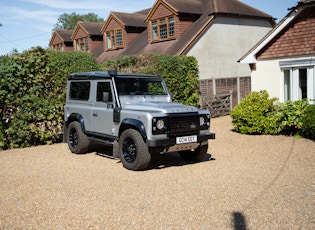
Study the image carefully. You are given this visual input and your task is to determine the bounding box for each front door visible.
[91,81,115,136]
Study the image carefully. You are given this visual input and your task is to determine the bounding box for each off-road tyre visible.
[179,144,208,161]
[67,121,89,154]
[119,129,151,171]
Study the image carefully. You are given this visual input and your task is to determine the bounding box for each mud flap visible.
[113,140,120,159]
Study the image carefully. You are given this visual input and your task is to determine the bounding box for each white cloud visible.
[1,6,58,24]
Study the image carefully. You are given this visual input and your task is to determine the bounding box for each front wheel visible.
[119,129,151,171]
[179,144,208,161]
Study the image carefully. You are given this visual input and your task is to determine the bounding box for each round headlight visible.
[156,119,165,130]
[200,116,205,126]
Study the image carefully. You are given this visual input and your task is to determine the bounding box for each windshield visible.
[115,77,168,96]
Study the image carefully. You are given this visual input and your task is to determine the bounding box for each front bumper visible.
[146,132,215,147]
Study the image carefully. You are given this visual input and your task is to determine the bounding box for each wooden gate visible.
[201,91,232,117]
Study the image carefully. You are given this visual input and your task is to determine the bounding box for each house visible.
[97,0,275,107]
[239,0,315,104]
[49,30,74,51]
[71,21,105,55]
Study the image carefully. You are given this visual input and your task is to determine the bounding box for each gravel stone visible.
[0,116,314,229]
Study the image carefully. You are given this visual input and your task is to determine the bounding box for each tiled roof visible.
[112,11,147,27]
[55,30,73,42]
[79,22,105,35]
[239,0,315,63]
[162,0,273,18]
[164,0,204,15]
[211,0,272,18]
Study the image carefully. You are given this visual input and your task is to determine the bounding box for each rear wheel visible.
[67,121,89,154]
[119,129,151,170]
[179,144,208,161]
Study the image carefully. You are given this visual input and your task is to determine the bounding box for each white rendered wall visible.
[251,60,281,99]
[187,16,273,80]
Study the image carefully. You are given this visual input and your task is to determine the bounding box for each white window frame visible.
[280,58,315,104]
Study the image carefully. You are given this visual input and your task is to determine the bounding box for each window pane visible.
[299,69,307,99]
[168,17,174,37]
[116,30,122,46]
[152,22,158,40]
[106,32,112,48]
[284,69,291,101]
[160,24,167,39]
[97,82,112,102]
[70,82,90,100]
[85,38,89,51]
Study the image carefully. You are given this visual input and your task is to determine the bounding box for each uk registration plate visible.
[176,135,197,144]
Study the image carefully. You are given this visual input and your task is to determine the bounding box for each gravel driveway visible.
[0,116,314,229]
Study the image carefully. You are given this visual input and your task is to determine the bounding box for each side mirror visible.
[102,92,109,102]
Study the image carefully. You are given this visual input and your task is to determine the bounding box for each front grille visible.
[168,113,199,137]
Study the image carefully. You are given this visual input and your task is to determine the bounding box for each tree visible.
[54,12,104,30]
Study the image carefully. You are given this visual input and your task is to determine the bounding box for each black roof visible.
[69,71,161,80]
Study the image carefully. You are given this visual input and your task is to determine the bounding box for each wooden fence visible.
[201,91,232,117]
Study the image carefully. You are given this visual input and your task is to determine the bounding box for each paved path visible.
[0,116,314,229]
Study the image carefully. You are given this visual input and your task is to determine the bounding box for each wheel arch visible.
[66,113,86,132]
[119,119,147,141]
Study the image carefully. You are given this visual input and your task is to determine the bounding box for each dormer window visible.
[151,16,175,42]
[75,38,89,52]
[106,29,123,50]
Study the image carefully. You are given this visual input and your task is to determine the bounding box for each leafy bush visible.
[0,47,101,149]
[230,90,278,134]
[277,99,309,135]
[102,54,200,106]
[301,104,315,140]
[231,90,313,139]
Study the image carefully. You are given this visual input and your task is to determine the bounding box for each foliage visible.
[102,54,200,106]
[0,47,100,149]
[230,90,278,134]
[301,104,315,140]
[231,90,313,139]
[54,12,104,30]
[276,99,309,135]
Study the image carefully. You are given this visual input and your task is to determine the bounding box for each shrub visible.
[231,90,313,139]
[277,99,309,135]
[301,104,315,140]
[230,90,278,134]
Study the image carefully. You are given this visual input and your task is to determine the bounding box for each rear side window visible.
[69,82,90,100]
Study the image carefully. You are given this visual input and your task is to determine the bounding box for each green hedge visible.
[102,54,200,106]
[231,90,314,140]
[0,47,101,149]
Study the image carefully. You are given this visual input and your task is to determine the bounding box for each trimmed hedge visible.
[0,47,101,149]
[231,90,314,140]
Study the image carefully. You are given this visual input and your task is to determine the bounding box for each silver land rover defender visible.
[64,70,215,170]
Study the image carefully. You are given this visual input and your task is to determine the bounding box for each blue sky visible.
[0,0,298,56]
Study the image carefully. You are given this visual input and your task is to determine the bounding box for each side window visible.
[70,82,90,100]
[96,82,113,102]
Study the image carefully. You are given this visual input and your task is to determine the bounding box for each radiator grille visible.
[168,113,199,137]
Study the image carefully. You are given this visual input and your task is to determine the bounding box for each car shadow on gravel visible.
[147,152,215,170]
[90,143,216,170]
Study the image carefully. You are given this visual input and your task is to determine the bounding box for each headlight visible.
[156,119,165,130]
[152,117,168,135]
[199,114,210,130]
[200,116,205,126]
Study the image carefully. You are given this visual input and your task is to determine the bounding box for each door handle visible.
[93,113,98,117]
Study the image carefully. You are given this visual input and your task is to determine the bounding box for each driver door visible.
[91,80,115,136]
